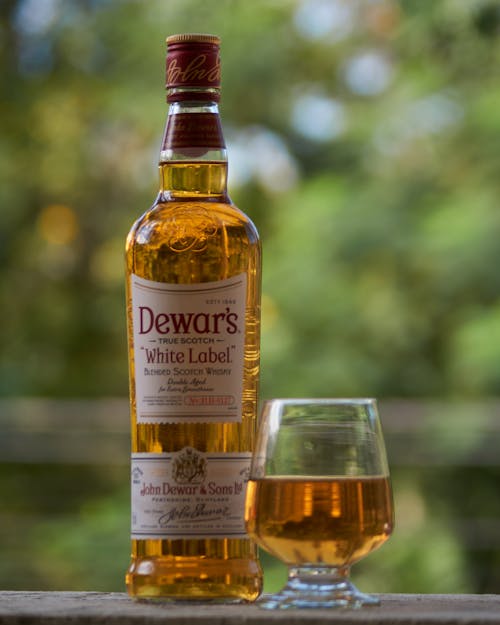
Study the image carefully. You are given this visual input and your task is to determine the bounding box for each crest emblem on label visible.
[172,447,207,484]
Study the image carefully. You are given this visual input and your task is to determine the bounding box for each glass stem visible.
[287,565,351,590]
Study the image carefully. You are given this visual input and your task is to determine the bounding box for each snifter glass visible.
[244,398,394,609]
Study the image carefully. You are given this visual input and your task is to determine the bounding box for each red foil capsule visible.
[166,34,221,102]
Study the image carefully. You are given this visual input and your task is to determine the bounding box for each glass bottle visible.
[124,34,262,602]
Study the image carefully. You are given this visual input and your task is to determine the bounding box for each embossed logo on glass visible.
[165,204,219,253]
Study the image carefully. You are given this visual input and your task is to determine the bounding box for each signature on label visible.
[159,503,230,526]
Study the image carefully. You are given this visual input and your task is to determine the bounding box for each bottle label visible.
[131,449,251,539]
[130,273,246,424]
[162,113,225,150]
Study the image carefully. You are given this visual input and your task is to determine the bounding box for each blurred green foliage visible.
[2,0,500,399]
[2,0,500,595]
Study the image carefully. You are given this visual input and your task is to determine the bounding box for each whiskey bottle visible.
[124,34,263,601]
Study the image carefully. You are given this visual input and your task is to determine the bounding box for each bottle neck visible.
[159,100,228,199]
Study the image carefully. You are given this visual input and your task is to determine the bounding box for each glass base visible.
[258,566,380,610]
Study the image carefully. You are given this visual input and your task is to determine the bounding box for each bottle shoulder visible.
[126,196,259,250]
[126,196,261,284]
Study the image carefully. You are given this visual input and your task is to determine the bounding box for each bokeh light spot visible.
[291,92,347,141]
[343,49,394,96]
[294,0,355,41]
[37,204,79,246]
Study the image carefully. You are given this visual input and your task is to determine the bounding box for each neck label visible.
[162,113,225,151]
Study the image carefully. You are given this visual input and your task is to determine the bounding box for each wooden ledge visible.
[1,593,500,625]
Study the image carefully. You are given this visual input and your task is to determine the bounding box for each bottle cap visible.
[166,33,221,101]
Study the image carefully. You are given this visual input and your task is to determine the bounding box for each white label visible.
[131,449,251,539]
[131,274,246,423]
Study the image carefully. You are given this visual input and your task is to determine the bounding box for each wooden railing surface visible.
[1,592,500,625]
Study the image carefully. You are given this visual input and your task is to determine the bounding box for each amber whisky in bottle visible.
[125,34,262,601]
